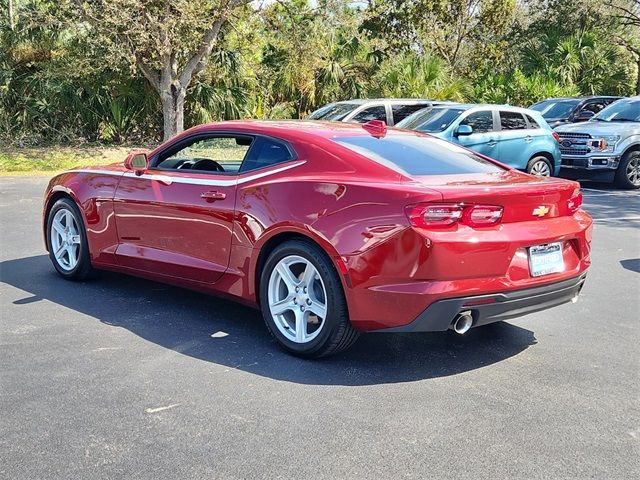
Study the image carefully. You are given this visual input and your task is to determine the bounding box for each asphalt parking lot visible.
[1,177,639,479]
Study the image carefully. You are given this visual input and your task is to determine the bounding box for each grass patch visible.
[0,146,147,175]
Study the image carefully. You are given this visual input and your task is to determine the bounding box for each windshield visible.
[529,99,580,119]
[396,107,465,132]
[308,103,358,121]
[333,134,503,176]
[592,99,639,122]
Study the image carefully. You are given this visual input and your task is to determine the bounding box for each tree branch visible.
[178,0,253,87]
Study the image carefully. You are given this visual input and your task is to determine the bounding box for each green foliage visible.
[0,0,637,146]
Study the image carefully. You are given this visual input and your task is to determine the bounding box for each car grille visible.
[561,158,588,167]
[557,132,592,156]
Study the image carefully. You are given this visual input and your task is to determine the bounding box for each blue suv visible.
[396,104,561,176]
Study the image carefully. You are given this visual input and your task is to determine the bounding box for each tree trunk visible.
[8,0,14,30]
[160,86,186,141]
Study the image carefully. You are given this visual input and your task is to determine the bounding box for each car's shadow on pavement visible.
[1,255,537,386]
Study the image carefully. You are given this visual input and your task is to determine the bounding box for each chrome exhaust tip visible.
[451,311,473,335]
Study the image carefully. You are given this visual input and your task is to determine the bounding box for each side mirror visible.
[124,152,149,175]
[455,124,473,136]
[576,110,595,121]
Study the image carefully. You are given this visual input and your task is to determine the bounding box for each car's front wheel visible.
[527,156,553,177]
[259,239,359,358]
[614,150,640,189]
[46,197,92,280]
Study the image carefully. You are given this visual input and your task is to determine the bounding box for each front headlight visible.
[588,135,620,153]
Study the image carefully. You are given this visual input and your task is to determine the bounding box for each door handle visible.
[201,191,226,201]
[487,140,497,147]
[525,135,533,143]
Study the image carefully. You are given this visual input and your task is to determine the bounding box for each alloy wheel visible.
[267,255,328,344]
[626,156,640,187]
[50,208,81,271]
[530,160,551,176]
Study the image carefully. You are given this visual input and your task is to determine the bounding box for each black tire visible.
[526,155,553,177]
[259,239,359,358]
[614,150,640,189]
[46,197,93,280]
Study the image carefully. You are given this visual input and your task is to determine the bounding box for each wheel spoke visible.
[294,310,306,342]
[54,244,66,260]
[52,219,65,236]
[301,262,317,288]
[308,301,327,320]
[64,210,73,229]
[66,245,77,267]
[276,263,299,292]
[271,296,294,316]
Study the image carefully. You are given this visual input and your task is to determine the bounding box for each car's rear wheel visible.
[46,198,92,280]
[259,239,359,358]
[614,151,640,189]
[527,156,552,177]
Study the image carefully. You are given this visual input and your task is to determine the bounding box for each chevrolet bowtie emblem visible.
[532,205,550,217]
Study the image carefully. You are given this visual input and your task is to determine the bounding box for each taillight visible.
[567,191,583,213]
[406,203,503,228]
[405,204,463,228]
[463,205,504,227]
[552,132,561,142]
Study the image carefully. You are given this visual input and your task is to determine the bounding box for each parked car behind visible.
[396,104,561,176]
[555,96,640,189]
[529,96,622,128]
[307,99,453,126]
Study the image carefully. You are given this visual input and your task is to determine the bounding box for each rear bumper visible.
[374,273,587,333]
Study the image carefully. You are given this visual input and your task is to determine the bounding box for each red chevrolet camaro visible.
[43,120,592,357]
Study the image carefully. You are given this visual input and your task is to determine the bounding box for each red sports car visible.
[43,120,592,357]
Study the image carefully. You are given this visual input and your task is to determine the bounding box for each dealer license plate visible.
[528,242,565,277]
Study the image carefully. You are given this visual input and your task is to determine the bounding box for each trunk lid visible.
[413,171,580,223]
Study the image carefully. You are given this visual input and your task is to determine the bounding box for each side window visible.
[155,135,253,173]
[582,102,606,114]
[351,105,387,123]
[500,111,527,130]
[240,137,294,172]
[459,110,494,133]
[525,114,540,129]
[392,104,429,124]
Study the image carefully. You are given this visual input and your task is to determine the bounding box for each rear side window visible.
[500,111,527,130]
[391,104,429,124]
[351,106,387,123]
[525,114,540,129]
[308,103,357,121]
[460,111,494,133]
[240,137,294,172]
[333,135,504,176]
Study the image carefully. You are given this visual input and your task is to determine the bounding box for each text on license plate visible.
[528,242,565,277]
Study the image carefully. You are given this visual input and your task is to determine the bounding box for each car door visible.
[112,133,252,284]
[496,111,529,167]
[453,109,499,160]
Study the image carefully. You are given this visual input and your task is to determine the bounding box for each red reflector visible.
[567,191,583,213]
[552,132,561,143]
